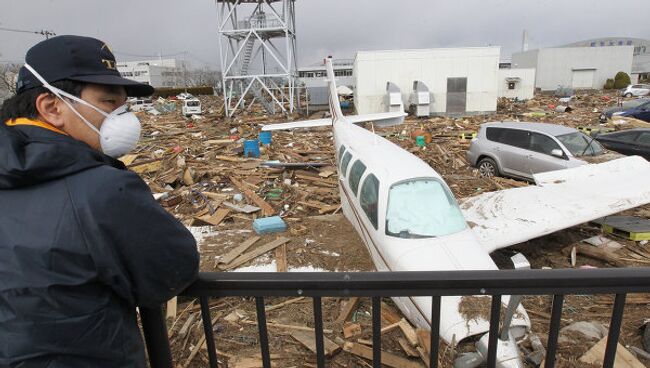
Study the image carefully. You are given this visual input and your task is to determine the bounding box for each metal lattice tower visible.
[216,0,298,117]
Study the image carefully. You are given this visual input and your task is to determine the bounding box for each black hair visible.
[0,80,86,124]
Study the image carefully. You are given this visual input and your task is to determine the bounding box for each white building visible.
[116,59,187,89]
[353,47,501,115]
[512,46,634,91]
[497,68,535,100]
[561,38,650,83]
[299,59,354,109]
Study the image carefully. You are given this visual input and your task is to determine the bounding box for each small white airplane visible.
[263,58,650,367]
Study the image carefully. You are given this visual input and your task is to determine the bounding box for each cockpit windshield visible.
[385,178,467,238]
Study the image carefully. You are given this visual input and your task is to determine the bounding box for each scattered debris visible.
[127,91,650,367]
[579,336,645,368]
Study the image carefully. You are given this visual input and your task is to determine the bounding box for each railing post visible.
[603,293,627,368]
[200,297,219,368]
[140,306,173,368]
[544,294,564,368]
[487,295,502,368]
[372,296,382,368]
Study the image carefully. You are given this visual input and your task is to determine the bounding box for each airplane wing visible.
[261,118,332,131]
[345,111,407,126]
[261,111,406,131]
[460,156,650,253]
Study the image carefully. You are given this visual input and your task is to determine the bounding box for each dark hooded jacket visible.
[0,121,199,367]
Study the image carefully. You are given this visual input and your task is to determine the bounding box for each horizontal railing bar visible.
[181,269,650,297]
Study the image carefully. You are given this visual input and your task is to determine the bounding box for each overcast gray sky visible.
[1,0,648,69]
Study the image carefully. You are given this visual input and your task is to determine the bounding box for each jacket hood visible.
[0,123,125,189]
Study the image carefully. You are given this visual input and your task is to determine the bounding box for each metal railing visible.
[140,268,650,368]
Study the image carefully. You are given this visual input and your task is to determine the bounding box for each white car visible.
[128,98,153,112]
[622,84,650,97]
[181,99,202,117]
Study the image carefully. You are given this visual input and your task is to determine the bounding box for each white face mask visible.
[23,63,141,158]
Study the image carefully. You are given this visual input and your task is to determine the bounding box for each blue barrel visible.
[243,139,260,158]
[259,131,272,145]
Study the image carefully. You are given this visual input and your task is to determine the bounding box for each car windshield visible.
[555,132,604,157]
[187,101,200,107]
[385,179,467,238]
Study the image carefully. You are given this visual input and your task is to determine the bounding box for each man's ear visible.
[35,93,66,128]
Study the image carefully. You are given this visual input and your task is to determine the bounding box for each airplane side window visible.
[348,160,367,196]
[359,174,379,229]
[385,178,467,238]
[338,146,346,164]
[340,152,353,177]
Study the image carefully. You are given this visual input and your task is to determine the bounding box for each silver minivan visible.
[466,122,609,180]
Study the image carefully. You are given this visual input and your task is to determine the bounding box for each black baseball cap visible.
[16,35,154,97]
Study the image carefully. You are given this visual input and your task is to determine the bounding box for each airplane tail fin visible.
[325,57,344,122]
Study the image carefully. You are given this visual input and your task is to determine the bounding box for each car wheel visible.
[624,93,633,97]
[478,157,499,178]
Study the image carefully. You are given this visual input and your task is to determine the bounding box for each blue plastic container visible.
[253,216,286,234]
[259,131,272,145]
[243,139,260,158]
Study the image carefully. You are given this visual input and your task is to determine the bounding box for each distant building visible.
[560,37,649,83]
[512,46,634,91]
[354,47,502,115]
[498,68,535,100]
[298,59,353,109]
[116,59,187,89]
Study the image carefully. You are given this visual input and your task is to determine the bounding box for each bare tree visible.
[186,67,221,88]
[0,60,20,96]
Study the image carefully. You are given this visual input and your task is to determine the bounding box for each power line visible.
[0,27,55,39]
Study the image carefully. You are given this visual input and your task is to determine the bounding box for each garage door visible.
[571,70,595,89]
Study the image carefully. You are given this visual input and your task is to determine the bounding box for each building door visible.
[571,70,595,89]
[446,77,467,114]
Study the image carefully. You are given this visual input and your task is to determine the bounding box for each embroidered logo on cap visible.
[100,43,116,70]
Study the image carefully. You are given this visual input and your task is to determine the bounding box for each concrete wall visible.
[354,47,500,115]
[513,46,634,91]
[498,68,536,99]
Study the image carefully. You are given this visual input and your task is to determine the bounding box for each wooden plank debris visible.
[290,330,341,357]
[275,244,288,272]
[240,320,333,334]
[343,322,362,338]
[219,236,261,265]
[194,208,230,227]
[380,320,401,334]
[579,337,645,367]
[221,237,290,270]
[129,159,163,174]
[416,328,431,355]
[265,297,306,312]
[165,297,177,321]
[229,176,275,216]
[398,337,420,358]
[336,297,359,323]
[342,342,424,368]
[381,302,402,325]
[398,318,419,347]
[222,201,261,214]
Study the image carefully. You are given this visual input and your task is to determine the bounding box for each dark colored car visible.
[594,129,650,160]
[610,99,650,123]
[600,98,650,122]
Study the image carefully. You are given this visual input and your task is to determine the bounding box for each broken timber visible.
[220,237,290,271]
[229,176,275,216]
[342,341,424,368]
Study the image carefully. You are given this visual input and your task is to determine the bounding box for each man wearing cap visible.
[0,35,199,367]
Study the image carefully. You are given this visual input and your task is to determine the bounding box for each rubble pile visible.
[130,91,650,367]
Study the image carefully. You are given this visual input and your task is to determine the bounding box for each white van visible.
[128,98,153,112]
[181,99,202,117]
